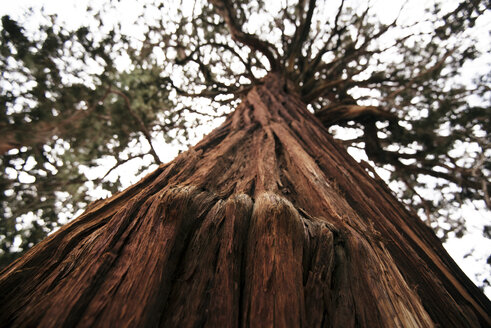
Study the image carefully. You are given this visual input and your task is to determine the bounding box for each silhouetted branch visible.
[109,89,162,164]
[209,0,280,71]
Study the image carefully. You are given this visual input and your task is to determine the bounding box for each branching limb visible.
[175,106,226,119]
[401,176,434,226]
[315,104,396,126]
[109,89,162,164]
[176,41,255,82]
[361,119,489,195]
[209,0,280,71]
[0,88,112,155]
[97,154,146,182]
[302,78,345,103]
[385,48,456,101]
[285,0,316,71]
[162,76,248,100]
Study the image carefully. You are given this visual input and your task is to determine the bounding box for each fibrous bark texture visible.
[0,73,489,327]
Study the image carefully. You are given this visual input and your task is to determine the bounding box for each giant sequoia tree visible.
[1,0,490,326]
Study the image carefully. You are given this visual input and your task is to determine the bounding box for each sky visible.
[1,0,490,296]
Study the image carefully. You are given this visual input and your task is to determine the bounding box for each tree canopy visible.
[0,0,489,288]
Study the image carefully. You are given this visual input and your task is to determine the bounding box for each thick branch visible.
[0,89,111,155]
[302,79,345,103]
[285,0,316,71]
[315,104,396,126]
[209,0,279,71]
[298,0,345,85]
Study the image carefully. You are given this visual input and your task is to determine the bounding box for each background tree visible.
[0,0,489,290]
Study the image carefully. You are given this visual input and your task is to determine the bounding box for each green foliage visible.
[0,0,489,289]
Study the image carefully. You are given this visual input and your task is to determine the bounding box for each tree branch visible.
[316,103,396,126]
[362,120,488,194]
[109,90,162,164]
[401,176,434,226]
[385,48,456,100]
[96,154,146,182]
[302,78,345,103]
[285,0,316,71]
[0,88,111,155]
[298,0,346,84]
[209,0,280,71]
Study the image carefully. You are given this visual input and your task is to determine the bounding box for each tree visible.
[1,0,490,269]
[0,0,490,325]
[1,0,490,272]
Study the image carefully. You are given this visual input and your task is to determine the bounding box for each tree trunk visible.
[0,73,489,327]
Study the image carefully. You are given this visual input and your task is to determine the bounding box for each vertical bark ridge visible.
[0,73,489,327]
[242,193,306,327]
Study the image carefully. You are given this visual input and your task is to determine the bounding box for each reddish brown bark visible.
[0,73,489,327]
